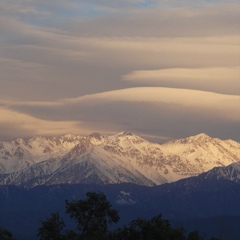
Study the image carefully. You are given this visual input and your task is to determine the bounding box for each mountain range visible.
[0,132,239,187]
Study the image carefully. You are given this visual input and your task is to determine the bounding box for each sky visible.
[0,0,239,143]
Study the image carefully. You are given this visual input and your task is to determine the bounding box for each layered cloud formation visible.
[0,0,239,142]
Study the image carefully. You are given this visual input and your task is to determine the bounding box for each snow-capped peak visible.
[88,132,106,145]
[190,133,210,140]
[203,161,240,183]
[0,132,239,187]
[186,133,214,143]
[116,131,134,137]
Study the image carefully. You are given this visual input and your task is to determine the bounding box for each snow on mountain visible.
[0,132,239,187]
[161,133,240,177]
[202,161,240,183]
[0,134,82,174]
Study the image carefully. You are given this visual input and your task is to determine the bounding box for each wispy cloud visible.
[2,87,239,141]
[123,67,240,94]
[0,107,85,141]
[0,0,239,141]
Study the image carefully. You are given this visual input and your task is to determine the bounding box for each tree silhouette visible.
[37,192,119,240]
[66,192,119,239]
[0,227,15,240]
[37,192,221,240]
[109,214,186,240]
[37,212,65,240]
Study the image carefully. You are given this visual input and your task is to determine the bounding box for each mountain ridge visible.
[0,132,239,187]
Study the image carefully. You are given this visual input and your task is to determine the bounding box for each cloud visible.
[0,0,239,142]
[0,35,239,101]
[123,67,240,95]
[0,107,87,141]
[0,1,239,101]
[63,3,240,37]
[2,87,239,142]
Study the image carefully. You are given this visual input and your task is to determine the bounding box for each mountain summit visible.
[0,132,239,187]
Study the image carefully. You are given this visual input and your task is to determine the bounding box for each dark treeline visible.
[1,192,220,240]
